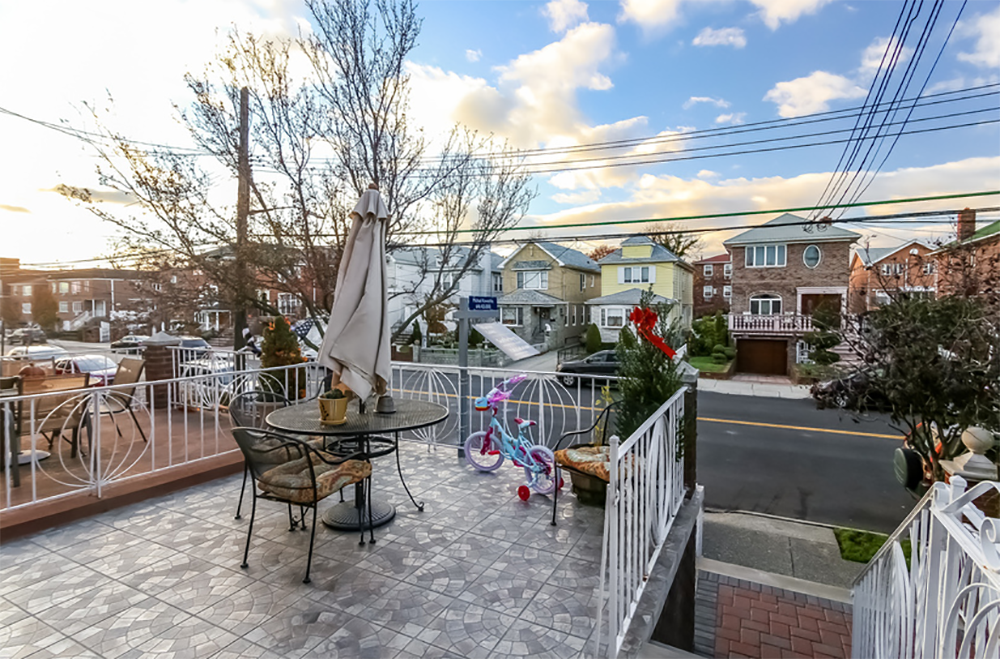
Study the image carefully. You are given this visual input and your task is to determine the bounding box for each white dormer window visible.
[619,266,653,284]
[703,264,713,277]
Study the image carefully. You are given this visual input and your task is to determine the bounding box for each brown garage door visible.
[736,339,788,375]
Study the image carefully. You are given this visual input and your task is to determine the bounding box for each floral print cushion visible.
[554,445,611,482]
[257,452,371,503]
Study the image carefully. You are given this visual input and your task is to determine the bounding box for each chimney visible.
[958,208,976,242]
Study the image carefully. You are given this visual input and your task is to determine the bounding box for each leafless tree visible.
[645,222,705,260]
[64,0,534,347]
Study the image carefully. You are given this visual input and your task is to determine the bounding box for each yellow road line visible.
[698,417,902,439]
[391,388,901,439]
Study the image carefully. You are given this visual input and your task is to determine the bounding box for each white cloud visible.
[715,112,746,125]
[860,36,911,75]
[552,189,602,204]
[684,96,730,109]
[958,5,1000,68]
[764,71,866,118]
[465,49,482,62]
[747,0,834,30]
[697,170,719,179]
[617,0,684,31]
[543,0,590,33]
[692,26,747,48]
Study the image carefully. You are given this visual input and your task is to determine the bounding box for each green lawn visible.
[834,528,912,565]
[688,356,732,373]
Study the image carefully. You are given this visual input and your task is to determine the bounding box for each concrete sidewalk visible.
[697,378,813,400]
[702,511,862,590]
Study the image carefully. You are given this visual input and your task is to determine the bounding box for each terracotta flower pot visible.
[318,397,348,426]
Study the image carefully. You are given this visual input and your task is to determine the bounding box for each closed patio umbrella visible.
[318,184,391,403]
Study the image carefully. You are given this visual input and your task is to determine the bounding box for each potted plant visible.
[318,388,349,426]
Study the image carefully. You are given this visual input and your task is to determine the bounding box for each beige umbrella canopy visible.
[318,184,391,402]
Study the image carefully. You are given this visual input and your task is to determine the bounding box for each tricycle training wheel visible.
[517,485,531,501]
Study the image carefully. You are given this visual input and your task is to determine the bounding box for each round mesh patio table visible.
[266,398,448,530]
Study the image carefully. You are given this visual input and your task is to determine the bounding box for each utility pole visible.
[233,86,250,351]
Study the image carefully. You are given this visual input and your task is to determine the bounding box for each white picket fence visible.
[852,476,1000,658]
[597,387,687,659]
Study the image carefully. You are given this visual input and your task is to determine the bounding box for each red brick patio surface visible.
[695,571,852,659]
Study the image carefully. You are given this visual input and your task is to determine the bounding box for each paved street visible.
[697,392,915,534]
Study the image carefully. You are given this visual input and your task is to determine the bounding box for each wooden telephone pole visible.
[233,86,250,351]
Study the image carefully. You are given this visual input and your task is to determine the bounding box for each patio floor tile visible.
[492,619,589,658]
[0,615,66,659]
[458,567,547,617]
[415,601,516,659]
[402,553,489,598]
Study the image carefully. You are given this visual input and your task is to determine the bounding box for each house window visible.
[703,264,713,277]
[59,282,69,294]
[94,301,106,316]
[723,285,732,298]
[589,275,595,288]
[880,264,891,276]
[621,266,650,284]
[571,305,577,325]
[72,301,83,313]
[22,285,32,297]
[502,307,523,326]
[71,281,82,294]
[703,286,713,299]
[605,307,625,328]
[22,302,31,314]
[59,302,68,313]
[516,271,548,290]
[278,293,300,316]
[724,263,732,278]
[745,244,786,268]
[922,263,935,275]
[152,283,162,292]
[749,294,782,315]
[170,275,178,284]
[492,272,503,293]
[803,245,821,269]
[874,290,891,306]
[580,273,586,292]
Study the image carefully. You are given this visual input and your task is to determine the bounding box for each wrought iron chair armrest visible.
[311,447,368,466]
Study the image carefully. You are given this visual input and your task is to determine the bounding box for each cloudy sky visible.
[1,0,998,266]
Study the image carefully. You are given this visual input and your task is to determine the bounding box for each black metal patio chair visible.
[231,427,374,583]
[551,401,620,526]
[229,390,291,520]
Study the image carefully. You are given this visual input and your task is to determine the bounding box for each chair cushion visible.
[251,436,326,466]
[257,452,371,504]
[554,445,611,482]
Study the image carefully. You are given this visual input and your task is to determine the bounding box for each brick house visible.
[723,214,859,376]
[930,209,1000,299]
[693,253,731,318]
[847,240,936,313]
[586,235,694,343]
[497,241,601,348]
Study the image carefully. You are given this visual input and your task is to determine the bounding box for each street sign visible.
[467,296,498,312]
[474,322,540,361]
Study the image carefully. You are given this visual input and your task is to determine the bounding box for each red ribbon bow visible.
[629,307,676,358]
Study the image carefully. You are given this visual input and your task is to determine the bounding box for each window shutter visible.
[648,266,656,283]
[618,268,625,284]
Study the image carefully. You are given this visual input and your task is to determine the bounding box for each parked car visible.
[178,336,212,354]
[54,354,119,386]
[811,369,889,411]
[176,356,240,409]
[555,349,619,386]
[111,334,150,353]
[6,344,70,361]
[8,327,47,345]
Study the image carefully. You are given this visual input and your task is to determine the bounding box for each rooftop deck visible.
[1,440,607,658]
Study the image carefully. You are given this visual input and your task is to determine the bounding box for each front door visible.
[801,294,841,318]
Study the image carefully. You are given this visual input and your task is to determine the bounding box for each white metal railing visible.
[728,313,814,334]
[1,361,316,512]
[853,476,1000,659]
[2,359,616,513]
[597,387,687,659]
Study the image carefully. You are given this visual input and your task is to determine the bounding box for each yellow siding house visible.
[586,235,694,342]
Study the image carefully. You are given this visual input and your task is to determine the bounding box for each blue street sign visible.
[468,296,498,311]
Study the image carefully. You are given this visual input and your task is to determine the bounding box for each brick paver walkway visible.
[694,571,852,659]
